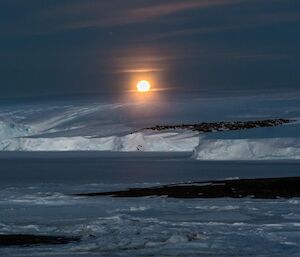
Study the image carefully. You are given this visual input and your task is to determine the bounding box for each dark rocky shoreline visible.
[75,176,300,199]
[0,234,80,247]
[136,118,294,133]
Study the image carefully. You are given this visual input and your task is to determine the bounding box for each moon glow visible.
[136,80,151,92]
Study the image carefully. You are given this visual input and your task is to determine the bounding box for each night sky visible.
[0,0,299,99]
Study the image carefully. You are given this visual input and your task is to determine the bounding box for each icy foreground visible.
[1,153,300,256]
[0,93,299,159]
[1,159,300,257]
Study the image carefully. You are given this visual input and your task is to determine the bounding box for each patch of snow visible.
[0,120,35,140]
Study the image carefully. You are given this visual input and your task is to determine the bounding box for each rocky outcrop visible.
[75,176,300,199]
[138,118,294,133]
[0,234,80,247]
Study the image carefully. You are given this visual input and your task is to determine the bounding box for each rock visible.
[0,234,80,247]
[138,119,294,134]
[74,176,300,199]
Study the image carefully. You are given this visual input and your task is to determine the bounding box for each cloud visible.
[39,0,243,33]
[115,68,163,74]
[2,0,298,38]
[124,0,242,22]
[147,26,243,41]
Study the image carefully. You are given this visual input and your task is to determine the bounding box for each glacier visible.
[1,123,300,160]
[0,92,299,159]
[0,132,199,152]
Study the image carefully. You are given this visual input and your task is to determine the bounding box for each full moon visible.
[136,80,151,92]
